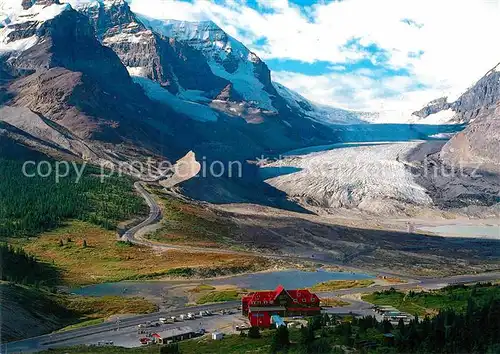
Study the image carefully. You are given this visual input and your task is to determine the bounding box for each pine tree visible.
[270,326,290,353]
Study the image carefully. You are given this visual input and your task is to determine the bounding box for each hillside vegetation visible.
[147,191,231,248]
[0,243,60,286]
[363,283,500,316]
[0,283,157,342]
[22,221,267,286]
[0,159,147,238]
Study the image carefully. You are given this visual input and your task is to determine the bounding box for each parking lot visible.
[49,309,248,349]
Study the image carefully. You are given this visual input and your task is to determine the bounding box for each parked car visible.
[159,317,168,324]
[140,338,151,345]
[97,341,113,346]
[195,328,206,336]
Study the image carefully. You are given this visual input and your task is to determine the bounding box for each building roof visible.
[244,285,319,306]
[154,326,194,339]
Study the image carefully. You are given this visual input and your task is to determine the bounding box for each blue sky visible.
[129,0,500,116]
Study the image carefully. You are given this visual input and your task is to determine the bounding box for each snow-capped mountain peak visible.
[138,16,277,111]
[1,0,69,27]
[0,0,71,56]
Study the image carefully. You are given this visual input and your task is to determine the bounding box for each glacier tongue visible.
[130,72,219,122]
[263,142,433,215]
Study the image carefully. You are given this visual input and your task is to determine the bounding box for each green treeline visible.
[0,243,59,286]
[0,159,147,238]
[332,284,500,353]
[331,299,500,353]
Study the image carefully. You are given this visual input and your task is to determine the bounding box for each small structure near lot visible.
[152,326,195,344]
[242,285,321,328]
[271,315,286,328]
[212,332,224,340]
[374,305,411,322]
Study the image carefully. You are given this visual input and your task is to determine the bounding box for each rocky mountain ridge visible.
[413,62,500,125]
[412,62,500,171]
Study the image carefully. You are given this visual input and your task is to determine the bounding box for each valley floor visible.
[126,183,500,278]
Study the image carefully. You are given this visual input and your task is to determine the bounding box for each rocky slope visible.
[412,63,500,124]
[78,0,228,97]
[413,62,500,171]
[0,0,181,165]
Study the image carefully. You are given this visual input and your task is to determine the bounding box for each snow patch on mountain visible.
[414,108,457,125]
[0,28,37,53]
[207,59,275,111]
[102,30,148,44]
[126,66,147,77]
[0,2,70,55]
[64,0,119,10]
[0,2,70,26]
[129,72,218,122]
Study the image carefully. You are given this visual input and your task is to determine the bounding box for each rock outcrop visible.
[412,97,452,119]
[412,62,500,172]
[78,0,228,96]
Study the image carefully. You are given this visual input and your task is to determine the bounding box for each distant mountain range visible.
[1,0,498,177]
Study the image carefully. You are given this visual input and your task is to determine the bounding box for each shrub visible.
[248,326,261,339]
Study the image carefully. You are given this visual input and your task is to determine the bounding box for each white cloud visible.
[127,0,500,113]
[272,70,420,113]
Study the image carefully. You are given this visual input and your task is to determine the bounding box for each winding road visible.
[121,182,162,247]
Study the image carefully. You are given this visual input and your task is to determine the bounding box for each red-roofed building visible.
[241,285,321,328]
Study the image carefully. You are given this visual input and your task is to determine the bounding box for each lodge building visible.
[241,285,322,328]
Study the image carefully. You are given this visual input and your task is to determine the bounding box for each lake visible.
[209,269,374,290]
[71,269,374,297]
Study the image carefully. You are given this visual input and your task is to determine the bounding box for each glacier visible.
[262,141,434,215]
